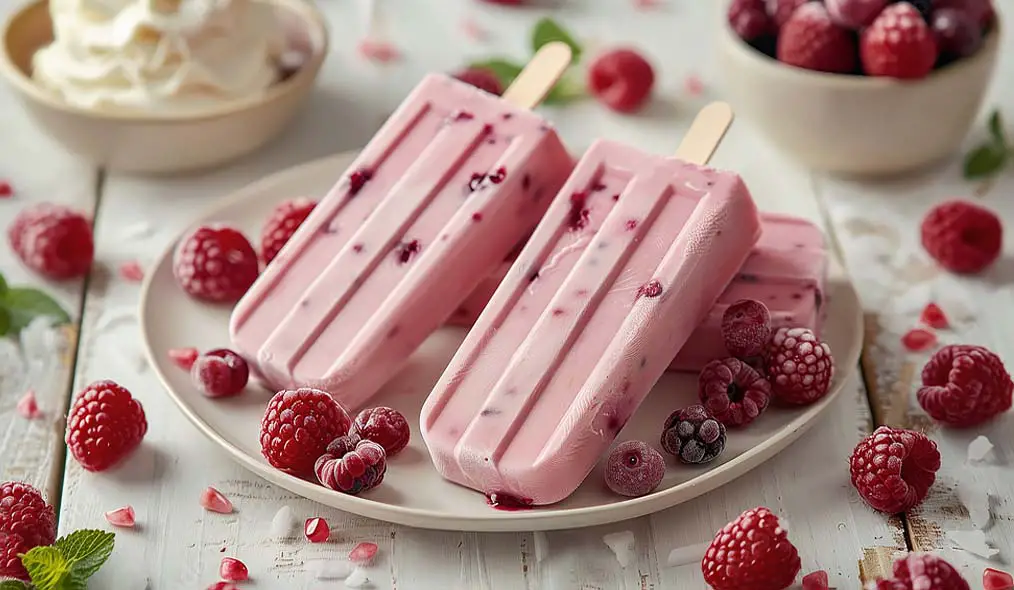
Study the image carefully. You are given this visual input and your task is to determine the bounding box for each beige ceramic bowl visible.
[0,0,327,175]
[718,12,1001,176]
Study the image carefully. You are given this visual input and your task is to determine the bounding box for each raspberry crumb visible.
[901,328,938,352]
[168,347,199,371]
[849,426,940,513]
[765,327,834,405]
[917,344,1012,427]
[16,390,40,420]
[304,517,330,543]
[802,570,829,590]
[920,302,950,329]
[357,39,400,62]
[637,280,663,299]
[349,541,379,564]
[8,203,94,280]
[118,260,144,282]
[701,506,800,590]
[200,487,234,514]
[684,73,704,96]
[219,557,249,582]
[104,505,136,528]
[0,181,12,198]
[984,568,1014,590]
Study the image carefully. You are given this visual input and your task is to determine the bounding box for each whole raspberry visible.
[701,506,801,590]
[0,533,29,580]
[920,200,1002,274]
[777,3,858,74]
[849,426,941,513]
[917,344,1012,427]
[728,0,774,41]
[0,482,56,550]
[453,67,504,96]
[861,3,939,78]
[934,0,995,27]
[892,553,971,590]
[354,407,410,457]
[260,388,353,477]
[767,0,812,28]
[721,299,772,358]
[826,0,887,29]
[173,224,259,303]
[314,438,387,495]
[765,327,834,405]
[932,8,984,62]
[699,358,772,427]
[191,348,249,398]
[7,203,94,280]
[603,440,665,497]
[660,404,727,464]
[260,198,316,264]
[587,49,655,113]
[324,432,362,457]
[66,380,148,472]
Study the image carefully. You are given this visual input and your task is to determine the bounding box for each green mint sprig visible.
[0,271,71,339]
[3,530,115,590]
[964,109,1010,180]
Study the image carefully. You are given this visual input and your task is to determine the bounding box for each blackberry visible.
[660,405,727,465]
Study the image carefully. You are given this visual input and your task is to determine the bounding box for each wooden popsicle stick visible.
[674,102,735,165]
[501,42,573,110]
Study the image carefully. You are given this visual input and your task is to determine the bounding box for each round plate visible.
[140,152,864,532]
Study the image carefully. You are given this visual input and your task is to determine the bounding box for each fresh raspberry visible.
[826,0,887,28]
[66,380,148,472]
[728,0,774,41]
[920,302,950,329]
[453,67,504,96]
[767,0,811,27]
[0,533,29,580]
[920,200,1002,274]
[7,203,94,280]
[917,344,1012,427]
[765,327,834,405]
[901,328,938,352]
[260,388,353,477]
[934,0,995,27]
[314,438,387,495]
[699,357,771,427]
[0,482,56,549]
[803,570,829,590]
[861,3,939,78]
[701,506,801,590]
[984,568,1014,590]
[191,348,249,398]
[604,440,665,497]
[721,299,772,358]
[260,198,316,264]
[932,8,984,62]
[172,224,259,303]
[849,426,940,513]
[892,553,970,590]
[660,404,727,464]
[777,3,858,74]
[587,49,655,113]
[354,406,410,457]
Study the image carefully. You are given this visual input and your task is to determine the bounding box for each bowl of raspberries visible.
[719,0,1001,176]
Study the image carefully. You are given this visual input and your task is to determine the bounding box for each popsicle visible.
[448,213,828,371]
[421,103,763,506]
[229,43,575,409]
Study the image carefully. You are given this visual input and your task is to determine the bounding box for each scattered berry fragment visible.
[660,405,727,464]
[901,328,938,352]
[890,553,970,590]
[802,570,829,590]
[168,347,199,370]
[66,380,148,471]
[206,583,240,590]
[118,260,145,282]
[699,357,771,427]
[260,198,316,264]
[354,406,410,456]
[191,348,249,398]
[861,2,939,79]
[0,533,29,580]
[604,440,665,497]
[173,224,259,303]
[0,180,12,198]
[920,302,950,329]
[200,486,234,514]
[105,505,136,528]
[7,202,94,280]
[219,557,249,582]
[357,39,400,62]
[304,517,330,543]
[984,568,1014,590]
[765,327,834,405]
[777,3,858,74]
[721,299,772,358]
[921,200,1002,274]
[701,506,800,590]
[16,389,40,419]
[315,438,387,495]
[260,388,353,477]
[825,0,887,29]
[917,344,1012,427]
[728,0,773,42]
[349,541,379,564]
[849,426,940,513]
[453,67,504,96]
[0,481,57,550]
[587,48,655,113]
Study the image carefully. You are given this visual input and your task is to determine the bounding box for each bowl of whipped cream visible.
[0,0,327,174]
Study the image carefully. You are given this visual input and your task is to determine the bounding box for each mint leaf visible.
[963,142,1009,179]
[0,307,10,337]
[0,272,8,296]
[531,18,582,63]
[0,580,31,589]
[1,288,70,334]
[543,73,586,105]
[21,546,74,590]
[989,110,1007,147]
[54,530,114,580]
[468,59,524,90]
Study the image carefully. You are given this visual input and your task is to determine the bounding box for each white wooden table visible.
[1,0,1011,587]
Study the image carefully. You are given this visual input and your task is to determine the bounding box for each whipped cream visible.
[32,0,285,113]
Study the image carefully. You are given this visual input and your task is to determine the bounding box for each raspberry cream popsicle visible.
[230,43,575,408]
[421,103,763,506]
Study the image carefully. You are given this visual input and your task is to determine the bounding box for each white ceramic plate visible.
[140,152,864,532]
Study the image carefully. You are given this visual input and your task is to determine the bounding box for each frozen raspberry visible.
[920,200,1002,274]
[917,344,1012,427]
[260,388,353,477]
[728,0,774,41]
[826,0,887,28]
[104,505,136,528]
[314,438,387,495]
[604,440,665,497]
[901,328,938,352]
[66,380,148,472]
[7,203,94,280]
[168,347,199,370]
[660,405,727,464]
[920,302,950,329]
[699,358,771,427]
[892,553,970,590]
[354,406,410,456]
[984,568,1014,590]
[849,426,940,513]
[777,3,858,74]
[765,327,834,406]
[802,570,829,590]
[721,299,772,358]
[767,0,811,27]
[260,198,316,264]
[173,224,259,303]
[932,8,983,62]
[861,3,939,78]
[935,0,995,27]
[219,557,249,581]
[324,432,362,457]
[701,506,800,590]
[0,533,28,580]
[304,517,329,543]
[587,49,655,113]
[191,348,249,398]
[349,542,379,564]
[0,482,57,549]
[453,67,504,96]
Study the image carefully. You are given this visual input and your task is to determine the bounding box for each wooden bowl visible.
[0,0,328,175]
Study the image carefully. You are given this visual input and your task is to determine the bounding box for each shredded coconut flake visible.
[968,435,995,463]
[602,531,636,568]
[945,529,998,559]
[666,541,711,567]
